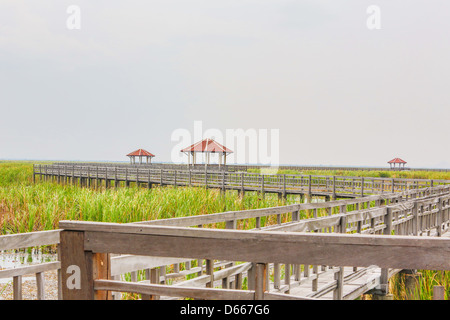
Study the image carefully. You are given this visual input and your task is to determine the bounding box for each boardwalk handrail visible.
[0,230,61,300]
[33,164,450,199]
[134,185,450,228]
[52,162,450,173]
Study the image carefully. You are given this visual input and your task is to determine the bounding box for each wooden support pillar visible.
[61,230,111,300]
[433,286,445,300]
[260,175,265,200]
[206,259,214,288]
[379,207,393,296]
[254,263,267,300]
[401,269,420,300]
[240,172,245,198]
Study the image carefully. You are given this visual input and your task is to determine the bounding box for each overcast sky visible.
[1,1,449,168]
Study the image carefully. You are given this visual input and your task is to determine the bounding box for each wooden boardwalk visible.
[2,166,449,300]
[34,164,450,200]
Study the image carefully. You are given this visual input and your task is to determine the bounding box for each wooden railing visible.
[34,164,450,198]
[0,230,61,300]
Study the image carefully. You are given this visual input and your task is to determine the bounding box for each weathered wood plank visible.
[59,230,94,300]
[0,230,60,251]
[58,223,450,270]
[94,279,255,300]
[0,261,60,279]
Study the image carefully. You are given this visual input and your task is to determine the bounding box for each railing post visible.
[308,175,312,198]
[433,286,445,300]
[361,177,364,197]
[437,197,443,237]
[412,202,419,236]
[222,171,225,193]
[332,176,336,199]
[254,263,267,300]
[60,230,95,300]
[174,170,177,187]
[206,259,214,288]
[261,175,265,199]
[379,207,393,296]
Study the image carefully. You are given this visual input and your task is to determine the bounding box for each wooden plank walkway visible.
[33,164,450,200]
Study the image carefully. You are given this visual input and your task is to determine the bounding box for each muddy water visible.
[0,249,57,284]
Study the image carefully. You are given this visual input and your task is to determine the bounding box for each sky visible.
[0,0,449,168]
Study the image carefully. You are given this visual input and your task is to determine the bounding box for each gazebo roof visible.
[181,138,233,153]
[127,149,155,157]
[388,157,407,164]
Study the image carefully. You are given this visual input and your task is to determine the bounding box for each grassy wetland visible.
[1,161,449,300]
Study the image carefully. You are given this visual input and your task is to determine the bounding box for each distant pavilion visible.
[181,138,233,167]
[388,157,407,170]
[127,149,155,164]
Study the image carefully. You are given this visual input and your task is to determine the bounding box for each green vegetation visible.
[390,270,450,300]
[0,161,285,235]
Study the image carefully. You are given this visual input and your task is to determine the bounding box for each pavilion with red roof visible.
[127,149,155,164]
[181,138,233,167]
[388,157,407,170]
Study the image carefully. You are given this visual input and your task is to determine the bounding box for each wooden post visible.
[241,172,245,197]
[136,168,139,187]
[13,276,22,300]
[361,177,364,197]
[273,263,281,289]
[221,171,226,194]
[412,202,419,236]
[437,198,443,237]
[255,263,267,300]
[433,286,445,300]
[174,170,177,188]
[60,230,95,300]
[36,272,45,300]
[332,176,336,200]
[260,175,265,199]
[92,253,111,300]
[379,207,393,295]
[284,264,291,293]
[308,175,312,198]
[333,214,347,300]
[206,259,214,288]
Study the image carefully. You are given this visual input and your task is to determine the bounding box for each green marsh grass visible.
[0,161,287,235]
